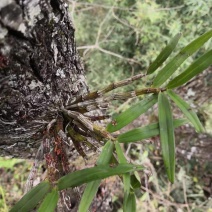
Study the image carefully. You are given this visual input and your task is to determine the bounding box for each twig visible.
[71,1,136,11]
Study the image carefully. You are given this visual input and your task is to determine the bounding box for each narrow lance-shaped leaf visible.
[38,188,59,212]
[130,173,141,189]
[167,49,212,89]
[153,29,212,87]
[115,141,128,164]
[115,141,131,212]
[10,181,51,212]
[167,90,204,132]
[107,95,158,132]
[124,192,136,212]
[79,141,114,212]
[115,141,141,212]
[147,33,181,75]
[158,92,175,183]
[58,164,143,191]
[118,118,187,143]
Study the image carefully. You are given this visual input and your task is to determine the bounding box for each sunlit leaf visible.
[58,164,143,191]
[10,181,51,212]
[147,33,181,75]
[153,29,212,87]
[38,188,58,212]
[167,90,204,132]
[118,118,187,143]
[167,49,212,89]
[158,92,175,183]
[79,141,114,212]
[107,95,158,132]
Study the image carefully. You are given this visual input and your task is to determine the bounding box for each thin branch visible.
[77,45,141,65]
[76,45,97,50]
[98,47,141,65]
[112,9,137,31]
[95,8,112,45]
[71,1,184,12]
[155,5,185,11]
[70,1,136,11]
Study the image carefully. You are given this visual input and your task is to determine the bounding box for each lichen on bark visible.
[0,0,89,159]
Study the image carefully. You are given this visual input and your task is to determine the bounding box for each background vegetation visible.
[0,0,211,211]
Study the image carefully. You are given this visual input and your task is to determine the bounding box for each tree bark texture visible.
[0,0,89,159]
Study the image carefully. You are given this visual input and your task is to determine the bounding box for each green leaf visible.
[38,188,59,212]
[124,192,136,212]
[130,173,141,190]
[114,142,140,212]
[167,49,212,89]
[58,164,143,191]
[79,141,114,212]
[10,181,51,212]
[118,118,187,143]
[107,95,158,132]
[115,141,128,164]
[153,29,212,87]
[167,90,204,132]
[158,92,175,183]
[115,140,131,211]
[147,33,181,75]
[79,181,99,212]
[96,141,114,166]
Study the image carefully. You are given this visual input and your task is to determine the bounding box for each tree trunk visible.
[0,0,88,159]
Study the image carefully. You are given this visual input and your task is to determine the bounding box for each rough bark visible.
[0,0,88,159]
[0,1,115,211]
